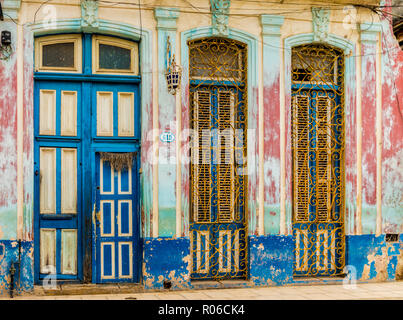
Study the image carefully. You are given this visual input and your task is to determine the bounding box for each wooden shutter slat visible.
[316,96,331,222]
[293,95,309,222]
[193,91,211,223]
[218,91,234,223]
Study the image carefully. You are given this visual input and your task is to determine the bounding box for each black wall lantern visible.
[1,31,11,46]
[165,36,182,95]
[0,30,12,60]
[0,2,13,60]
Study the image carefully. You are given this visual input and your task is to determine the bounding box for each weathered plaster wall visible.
[0,22,18,241]
[380,2,403,235]
[23,26,34,241]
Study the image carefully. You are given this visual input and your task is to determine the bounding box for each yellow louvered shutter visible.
[316,96,332,222]
[192,90,211,223]
[293,95,309,222]
[217,91,235,223]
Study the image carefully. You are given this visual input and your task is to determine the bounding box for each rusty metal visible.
[291,44,345,276]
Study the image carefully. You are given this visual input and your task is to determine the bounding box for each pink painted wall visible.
[0,23,18,240]
[361,37,378,234]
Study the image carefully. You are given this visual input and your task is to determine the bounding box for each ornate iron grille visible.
[189,37,248,280]
[291,44,345,276]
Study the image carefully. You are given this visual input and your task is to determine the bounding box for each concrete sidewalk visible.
[2,281,403,300]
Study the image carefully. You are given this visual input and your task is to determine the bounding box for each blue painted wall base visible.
[142,237,191,290]
[0,240,34,296]
[249,235,294,286]
[346,234,403,281]
[0,234,402,295]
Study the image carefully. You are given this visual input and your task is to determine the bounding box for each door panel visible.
[92,83,140,140]
[35,81,82,281]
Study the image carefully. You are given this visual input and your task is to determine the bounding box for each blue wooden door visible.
[91,82,140,283]
[94,154,139,283]
[34,34,141,284]
[34,80,83,281]
[189,86,247,280]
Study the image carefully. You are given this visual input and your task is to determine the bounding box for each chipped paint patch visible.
[249,235,293,286]
[346,234,402,282]
[0,240,34,296]
[142,237,191,290]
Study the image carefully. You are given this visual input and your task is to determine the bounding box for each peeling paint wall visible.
[0,21,18,241]
[380,1,403,235]
[0,241,34,296]
[346,234,403,281]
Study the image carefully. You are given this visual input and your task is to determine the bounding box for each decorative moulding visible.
[260,14,284,38]
[360,22,382,44]
[210,0,231,36]
[154,7,180,31]
[312,7,330,42]
[81,0,99,31]
[2,0,21,21]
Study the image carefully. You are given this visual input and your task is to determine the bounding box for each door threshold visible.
[292,275,346,285]
[28,283,144,296]
[191,279,253,290]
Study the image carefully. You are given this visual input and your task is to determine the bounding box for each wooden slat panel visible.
[118,92,135,136]
[101,242,115,279]
[61,229,77,275]
[193,91,211,223]
[293,96,309,222]
[118,242,133,279]
[40,148,56,214]
[61,148,77,214]
[100,200,115,237]
[60,91,77,136]
[97,91,113,136]
[118,200,132,237]
[39,90,56,135]
[40,229,56,273]
[316,97,331,222]
[218,91,234,223]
